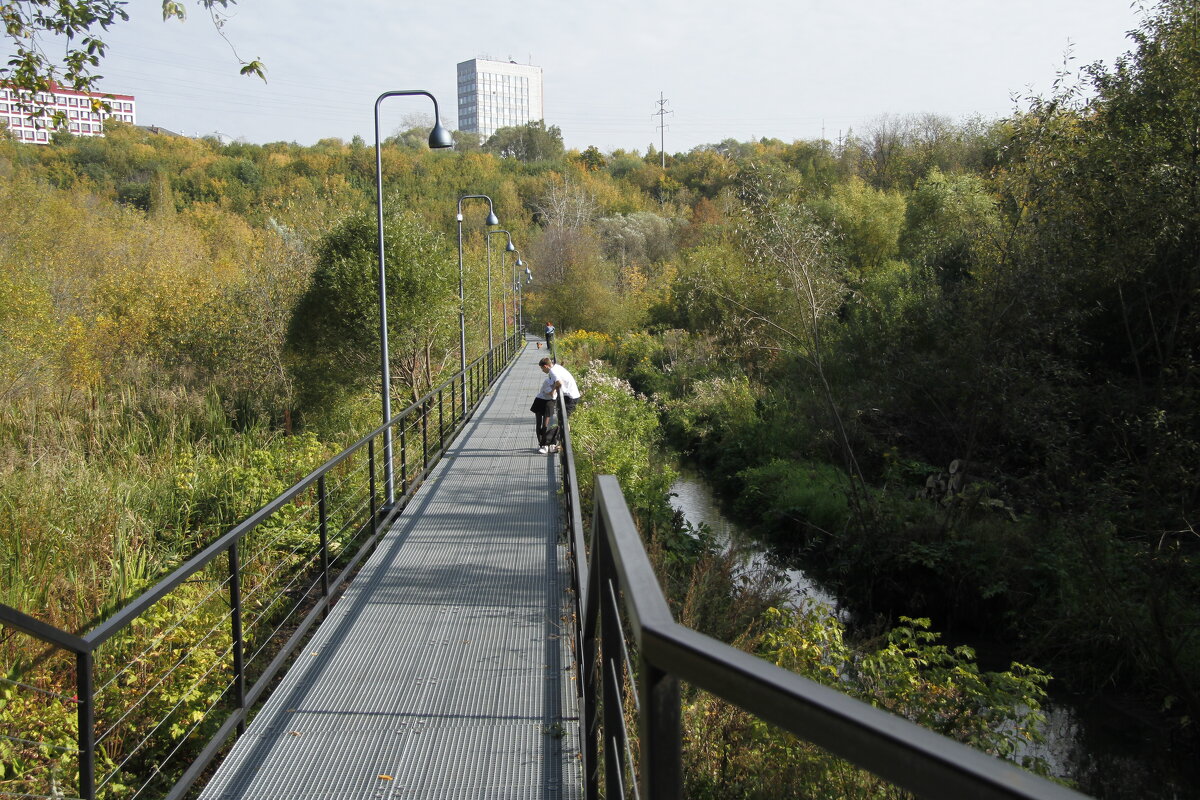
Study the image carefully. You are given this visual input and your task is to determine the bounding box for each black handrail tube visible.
[592,475,675,635]
[0,603,89,653]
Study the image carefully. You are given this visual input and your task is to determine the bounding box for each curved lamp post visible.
[498,240,519,345]
[516,261,532,336]
[508,250,525,339]
[455,195,499,374]
[375,90,453,505]
[486,229,516,368]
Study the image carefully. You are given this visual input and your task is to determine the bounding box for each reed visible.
[0,384,326,634]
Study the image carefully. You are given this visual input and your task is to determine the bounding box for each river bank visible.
[667,467,1199,800]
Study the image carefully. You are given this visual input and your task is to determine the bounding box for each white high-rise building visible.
[456,58,543,142]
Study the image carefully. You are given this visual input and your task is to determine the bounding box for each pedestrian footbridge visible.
[1,336,1090,800]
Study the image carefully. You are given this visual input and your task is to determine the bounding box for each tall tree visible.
[287,210,457,413]
[483,120,565,163]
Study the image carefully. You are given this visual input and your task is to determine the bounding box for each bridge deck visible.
[200,341,580,800]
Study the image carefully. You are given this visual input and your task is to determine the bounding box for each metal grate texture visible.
[200,341,580,799]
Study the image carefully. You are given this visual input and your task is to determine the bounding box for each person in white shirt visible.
[539,357,580,416]
[530,357,580,454]
[530,364,558,454]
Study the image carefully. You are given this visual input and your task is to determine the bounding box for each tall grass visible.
[0,385,330,634]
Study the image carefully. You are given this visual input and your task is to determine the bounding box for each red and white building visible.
[0,82,136,145]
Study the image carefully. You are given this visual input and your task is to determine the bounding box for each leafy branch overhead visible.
[2,0,264,126]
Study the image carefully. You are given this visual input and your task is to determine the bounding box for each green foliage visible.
[484,120,565,163]
[813,175,907,273]
[735,459,851,536]
[684,607,1053,799]
[287,210,457,414]
[899,167,1000,278]
[665,375,761,470]
[2,4,1199,787]
[567,361,676,528]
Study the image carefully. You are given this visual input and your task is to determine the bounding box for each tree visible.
[1,0,263,125]
[287,210,458,414]
[451,129,482,152]
[483,120,564,163]
[571,145,605,171]
[533,179,598,234]
[815,175,907,275]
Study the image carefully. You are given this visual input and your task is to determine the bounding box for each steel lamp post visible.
[486,229,516,371]
[455,195,499,374]
[516,262,532,336]
[500,246,521,346]
[375,90,453,506]
[508,251,526,339]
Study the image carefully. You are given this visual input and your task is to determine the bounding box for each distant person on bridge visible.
[544,322,555,353]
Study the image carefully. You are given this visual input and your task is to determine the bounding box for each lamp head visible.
[515,256,524,267]
[525,268,533,283]
[428,121,454,149]
[505,239,516,252]
[485,210,500,226]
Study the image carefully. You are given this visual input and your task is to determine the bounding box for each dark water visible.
[669,467,839,609]
[668,468,1200,800]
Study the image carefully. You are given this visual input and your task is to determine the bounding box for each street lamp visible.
[508,250,525,338]
[375,90,453,506]
[515,259,532,336]
[455,195,499,374]
[486,229,515,359]
[497,238,519,346]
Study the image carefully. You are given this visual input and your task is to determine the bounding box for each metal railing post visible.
[641,661,682,800]
[368,439,377,530]
[438,390,445,452]
[400,426,408,493]
[77,650,95,800]
[599,547,625,797]
[582,546,601,800]
[228,543,246,734]
[318,476,329,600]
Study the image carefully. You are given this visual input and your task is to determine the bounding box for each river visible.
[668,467,1199,800]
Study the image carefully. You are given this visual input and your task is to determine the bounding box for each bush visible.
[734,458,851,537]
[683,607,1054,799]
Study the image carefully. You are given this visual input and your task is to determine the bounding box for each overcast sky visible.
[19,0,1148,153]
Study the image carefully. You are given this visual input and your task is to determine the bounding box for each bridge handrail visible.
[553,398,1091,800]
[0,332,522,800]
[90,338,511,649]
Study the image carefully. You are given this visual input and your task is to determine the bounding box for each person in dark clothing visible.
[530,362,559,454]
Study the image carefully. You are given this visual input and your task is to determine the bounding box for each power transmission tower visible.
[652,92,673,168]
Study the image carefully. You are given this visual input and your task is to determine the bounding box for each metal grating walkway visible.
[200,341,580,800]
